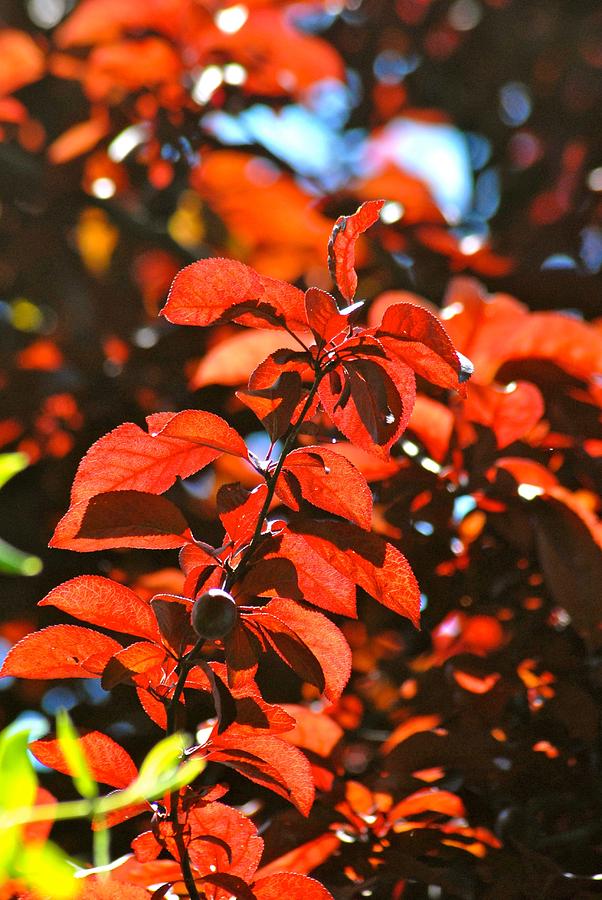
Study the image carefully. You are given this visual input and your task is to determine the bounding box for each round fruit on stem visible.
[191,588,238,640]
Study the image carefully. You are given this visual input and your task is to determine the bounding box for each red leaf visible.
[161,257,306,331]
[199,874,256,900]
[237,371,303,442]
[254,834,340,879]
[408,395,454,463]
[220,680,295,738]
[164,801,263,882]
[218,482,268,546]
[151,410,248,456]
[277,445,372,530]
[328,200,385,301]
[254,873,334,900]
[0,30,45,95]
[0,625,122,680]
[464,381,544,448]
[136,686,168,729]
[262,598,352,702]
[38,576,160,642]
[376,302,472,392]
[241,530,357,617]
[50,491,190,552]
[304,288,348,344]
[246,612,326,695]
[68,412,245,506]
[131,830,162,863]
[24,787,57,844]
[80,881,152,900]
[224,620,260,690]
[190,329,302,389]
[279,705,344,757]
[209,733,314,815]
[288,519,420,626]
[30,731,138,790]
[388,789,465,822]
[318,341,416,459]
[101,642,168,690]
[151,594,196,657]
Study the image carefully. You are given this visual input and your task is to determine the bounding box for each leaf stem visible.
[224,370,324,592]
[164,637,204,900]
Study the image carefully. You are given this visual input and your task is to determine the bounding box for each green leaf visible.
[15,840,79,899]
[0,537,43,577]
[98,733,205,812]
[56,710,97,801]
[0,453,30,491]
[0,721,39,875]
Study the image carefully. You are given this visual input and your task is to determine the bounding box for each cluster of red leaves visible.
[1,204,479,898]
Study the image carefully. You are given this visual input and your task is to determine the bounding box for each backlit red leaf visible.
[68,412,244,506]
[0,30,45,95]
[318,342,416,459]
[38,575,160,641]
[464,381,544,448]
[246,612,326,696]
[253,873,335,900]
[190,329,302,389]
[50,491,190,552]
[328,200,385,301]
[209,733,314,815]
[376,302,472,392]
[304,288,348,344]
[101,641,168,690]
[238,371,303,442]
[288,519,420,626]
[163,801,263,883]
[254,835,340,879]
[262,598,352,702]
[0,625,122,680]
[388,789,466,822]
[241,530,357,617]
[277,445,372,530]
[161,257,306,331]
[218,482,268,546]
[30,730,138,790]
